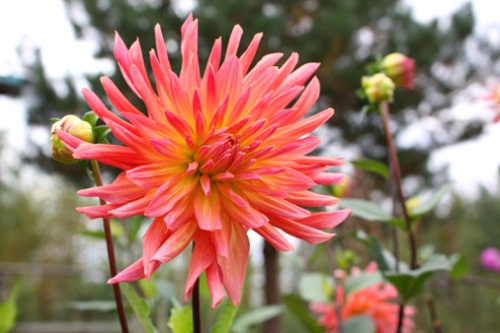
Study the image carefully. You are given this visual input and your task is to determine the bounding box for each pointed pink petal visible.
[142,218,171,278]
[108,259,146,283]
[206,263,225,307]
[312,173,345,185]
[270,215,335,244]
[184,233,216,301]
[254,223,294,251]
[218,222,249,305]
[299,210,350,229]
[151,220,197,263]
[286,190,339,207]
[76,204,120,220]
[78,172,146,204]
[145,175,198,217]
[72,143,142,170]
[225,25,243,58]
[194,188,222,231]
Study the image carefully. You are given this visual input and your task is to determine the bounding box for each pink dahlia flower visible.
[58,15,349,307]
[310,263,415,333]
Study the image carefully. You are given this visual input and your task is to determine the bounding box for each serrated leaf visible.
[339,199,392,222]
[121,283,159,333]
[350,159,389,179]
[0,279,22,333]
[168,305,193,333]
[410,183,452,217]
[282,294,323,333]
[384,255,450,301]
[342,315,376,333]
[232,305,282,333]
[298,273,334,303]
[212,300,239,333]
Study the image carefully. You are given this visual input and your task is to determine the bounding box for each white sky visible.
[1,0,500,196]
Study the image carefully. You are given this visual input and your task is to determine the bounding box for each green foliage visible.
[0,279,22,333]
[384,255,450,302]
[282,294,323,333]
[343,315,376,333]
[232,305,282,333]
[168,305,193,333]
[408,183,453,218]
[121,283,159,333]
[350,159,389,179]
[344,272,383,295]
[212,300,239,333]
[298,273,334,303]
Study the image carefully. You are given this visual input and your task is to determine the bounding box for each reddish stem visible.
[90,160,129,333]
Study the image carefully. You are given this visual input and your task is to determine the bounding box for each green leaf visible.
[350,159,389,179]
[212,300,239,333]
[344,272,383,296]
[0,279,22,333]
[449,253,468,281]
[339,199,392,222]
[298,273,334,303]
[384,255,450,301]
[121,283,159,333]
[232,305,282,333]
[93,125,111,143]
[409,183,453,217]
[83,110,99,126]
[342,315,376,333]
[168,305,193,333]
[282,294,323,333]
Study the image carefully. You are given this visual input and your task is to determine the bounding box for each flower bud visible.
[362,73,395,104]
[331,176,353,198]
[51,115,95,164]
[480,247,500,272]
[382,53,415,89]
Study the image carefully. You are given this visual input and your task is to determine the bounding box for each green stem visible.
[90,160,129,333]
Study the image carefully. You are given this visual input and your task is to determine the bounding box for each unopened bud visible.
[382,53,415,89]
[51,115,94,164]
[362,73,395,104]
[331,176,353,198]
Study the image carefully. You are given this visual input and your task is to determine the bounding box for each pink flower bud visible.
[51,115,94,164]
[362,73,395,104]
[480,247,500,272]
[382,53,415,89]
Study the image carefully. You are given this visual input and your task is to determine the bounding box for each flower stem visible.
[426,295,442,333]
[379,102,418,333]
[192,243,201,333]
[379,102,417,270]
[90,160,129,333]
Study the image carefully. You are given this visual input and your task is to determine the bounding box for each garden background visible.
[1,0,500,332]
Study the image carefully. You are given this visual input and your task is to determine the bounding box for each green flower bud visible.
[51,115,95,164]
[362,73,395,104]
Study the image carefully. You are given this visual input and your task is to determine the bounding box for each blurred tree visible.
[24,0,496,191]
